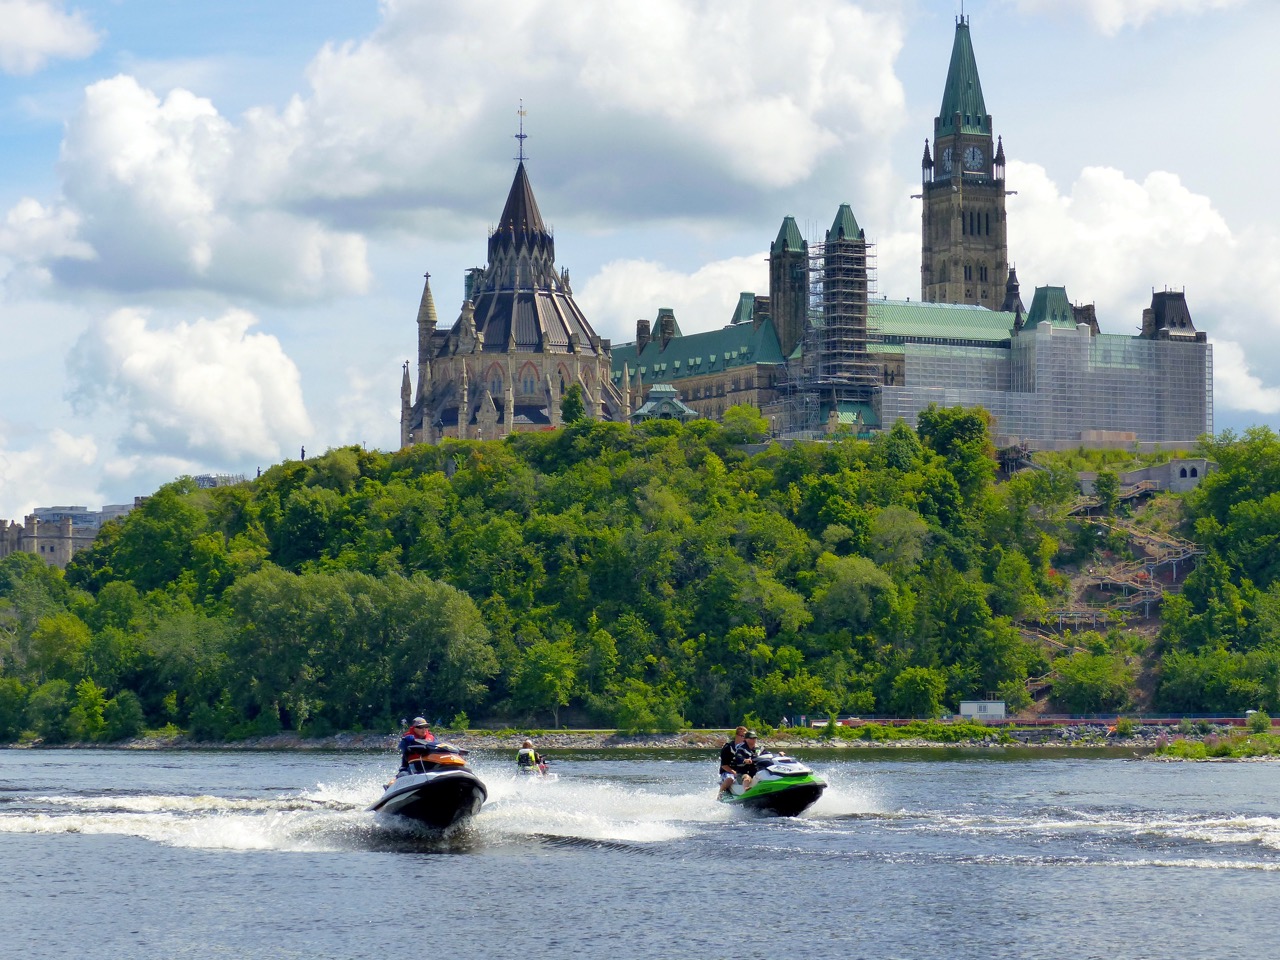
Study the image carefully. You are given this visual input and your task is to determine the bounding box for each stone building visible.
[609,295,787,422]
[0,503,135,570]
[401,161,625,445]
[608,16,1212,449]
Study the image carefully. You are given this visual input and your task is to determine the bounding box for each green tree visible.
[891,666,948,718]
[561,383,587,424]
[68,678,107,741]
[513,638,580,726]
[722,404,770,444]
[0,677,28,742]
[29,612,92,683]
[27,679,72,743]
[1053,649,1135,713]
[916,404,996,501]
[1093,470,1120,516]
[103,689,146,741]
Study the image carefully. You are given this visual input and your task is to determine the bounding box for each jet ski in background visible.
[514,739,557,780]
[717,751,825,817]
[369,741,487,829]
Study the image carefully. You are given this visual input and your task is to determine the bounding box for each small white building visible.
[959,700,1006,721]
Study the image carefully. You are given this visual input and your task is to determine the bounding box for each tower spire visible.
[515,100,528,163]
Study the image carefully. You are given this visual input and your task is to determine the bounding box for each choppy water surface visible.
[2,747,1276,959]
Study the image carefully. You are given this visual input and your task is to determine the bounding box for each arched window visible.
[1190,467,1199,477]
[1179,467,1188,478]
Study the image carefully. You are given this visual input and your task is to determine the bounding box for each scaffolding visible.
[776,235,882,435]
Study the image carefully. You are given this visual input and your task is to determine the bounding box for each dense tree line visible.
[3,408,1275,743]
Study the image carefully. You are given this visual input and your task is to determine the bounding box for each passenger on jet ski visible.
[516,739,547,775]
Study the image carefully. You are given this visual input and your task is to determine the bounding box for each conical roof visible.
[497,161,547,237]
[937,20,988,137]
[416,274,438,327]
[461,160,604,357]
[828,204,863,242]
[771,216,806,254]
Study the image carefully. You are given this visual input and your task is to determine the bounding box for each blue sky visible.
[1,0,1277,517]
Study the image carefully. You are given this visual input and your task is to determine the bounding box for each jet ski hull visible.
[721,777,826,817]
[370,769,488,829]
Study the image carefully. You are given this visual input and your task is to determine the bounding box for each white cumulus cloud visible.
[6,0,908,303]
[1012,0,1248,35]
[0,427,99,518]
[0,0,98,75]
[576,253,769,345]
[10,76,370,302]
[67,307,314,463]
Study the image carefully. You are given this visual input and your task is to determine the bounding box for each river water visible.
[1,747,1276,960]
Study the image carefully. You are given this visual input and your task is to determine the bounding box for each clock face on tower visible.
[940,147,953,174]
[964,146,984,171]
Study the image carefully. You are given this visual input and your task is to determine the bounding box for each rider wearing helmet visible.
[516,739,546,774]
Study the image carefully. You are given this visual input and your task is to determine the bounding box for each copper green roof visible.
[828,204,863,242]
[937,20,988,137]
[1025,286,1081,328]
[876,299,1016,344]
[610,312,785,384]
[730,292,756,325]
[771,216,806,254]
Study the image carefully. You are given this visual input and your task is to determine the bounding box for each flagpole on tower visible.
[515,100,528,163]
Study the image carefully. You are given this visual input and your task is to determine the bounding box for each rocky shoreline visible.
[21,726,1164,752]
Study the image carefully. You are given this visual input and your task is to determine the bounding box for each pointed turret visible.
[769,216,809,359]
[1001,266,1025,316]
[416,272,438,383]
[937,17,988,138]
[497,161,547,237]
[416,273,439,330]
[400,361,412,447]
[921,139,933,182]
[828,204,864,242]
[994,135,1006,179]
[771,216,806,255]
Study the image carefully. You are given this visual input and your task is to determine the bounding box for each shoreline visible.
[3,726,1190,753]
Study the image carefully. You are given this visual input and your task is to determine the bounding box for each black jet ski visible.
[717,751,826,817]
[369,741,487,829]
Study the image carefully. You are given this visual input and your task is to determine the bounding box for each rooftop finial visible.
[515,100,528,164]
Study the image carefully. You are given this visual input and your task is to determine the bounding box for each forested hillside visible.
[2,408,1278,743]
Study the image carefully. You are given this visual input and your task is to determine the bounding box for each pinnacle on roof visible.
[771,216,806,254]
[827,204,864,242]
[994,136,1006,165]
[921,139,933,167]
[416,273,439,327]
[496,161,548,238]
[937,18,988,137]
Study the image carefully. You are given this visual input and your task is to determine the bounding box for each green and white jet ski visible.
[717,751,826,817]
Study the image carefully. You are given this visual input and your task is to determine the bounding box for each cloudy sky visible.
[0,0,1276,517]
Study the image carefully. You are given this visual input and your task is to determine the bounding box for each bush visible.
[449,711,471,731]
[1247,710,1272,734]
[68,678,107,742]
[27,680,72,743]
[1114,716,1136,737]
[0,677,28,743]
[103,690,145,742]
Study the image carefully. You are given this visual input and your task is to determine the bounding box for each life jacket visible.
[517,747,539,767]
